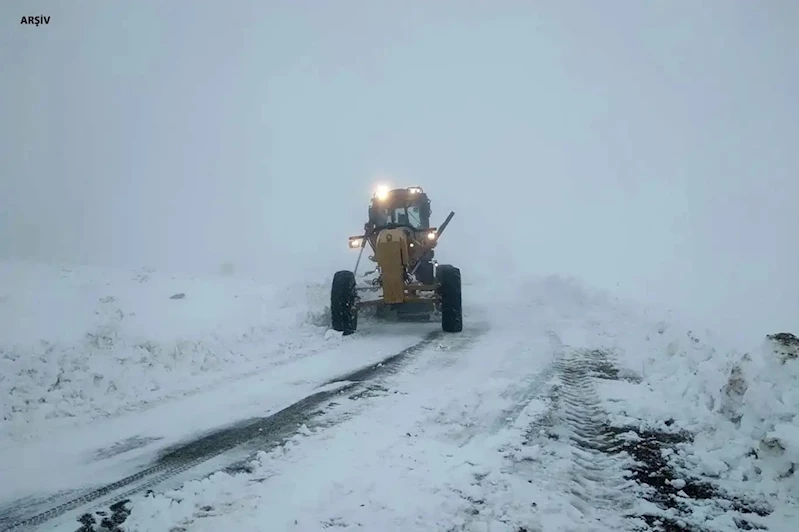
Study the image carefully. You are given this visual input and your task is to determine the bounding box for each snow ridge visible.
[0,259,331,444]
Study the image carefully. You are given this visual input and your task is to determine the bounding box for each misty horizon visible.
[2,0,797,339]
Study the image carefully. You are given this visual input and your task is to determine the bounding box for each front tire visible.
[437,265,462,333]
[331,270,358,335]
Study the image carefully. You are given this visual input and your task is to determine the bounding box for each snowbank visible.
[0,259,332,443]
[477,273,798,506]
[483,275,798,522]
[717,333,799,499]
[587,295,799,505]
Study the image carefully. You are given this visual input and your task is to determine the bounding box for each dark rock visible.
[767,332,798,362]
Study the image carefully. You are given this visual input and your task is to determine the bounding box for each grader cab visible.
[331,185,462,335]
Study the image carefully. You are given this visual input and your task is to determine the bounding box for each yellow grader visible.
[331,185,462,335]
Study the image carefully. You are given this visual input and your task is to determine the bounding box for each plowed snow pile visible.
[0,259,332,444]
[592,303,799,528]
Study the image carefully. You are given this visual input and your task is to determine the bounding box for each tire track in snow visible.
[486,330,568,436]
[0,329,450,532]
[450,348,637,531]
[425,328,564,450]
[555,352,774,532]
[552,349,637,521]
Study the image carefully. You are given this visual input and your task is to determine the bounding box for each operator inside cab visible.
[365,204,389,234]
[365,187,432,234]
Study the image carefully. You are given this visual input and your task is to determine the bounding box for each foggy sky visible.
[2,0,798,339]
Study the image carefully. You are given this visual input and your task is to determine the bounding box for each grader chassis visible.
[331,185,462,335]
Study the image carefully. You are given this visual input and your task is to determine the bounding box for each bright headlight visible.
[375,184,390,201]
[427,231,436,240]
[349,238,362,248]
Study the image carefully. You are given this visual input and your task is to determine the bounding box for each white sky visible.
[2,0,797,338]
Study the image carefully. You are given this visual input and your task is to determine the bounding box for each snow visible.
[2,261,797,531]
[0,258,337,444]
[0,261,451,509]
[112,311,603,532]
[597,311,799,506]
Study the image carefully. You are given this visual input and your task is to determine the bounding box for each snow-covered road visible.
[1,321,443,529]
[115,318,563,532]
[1,261,797,531]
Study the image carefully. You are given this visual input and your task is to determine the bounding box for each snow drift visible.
[471,273,799,512]
[0,259,332,444]
[592,300,799,506]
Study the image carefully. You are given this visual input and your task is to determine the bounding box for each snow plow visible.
[331,185,462,335]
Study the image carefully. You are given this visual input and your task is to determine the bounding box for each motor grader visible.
[331,185,462,335]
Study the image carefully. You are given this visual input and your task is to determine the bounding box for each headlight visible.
[349,238,362,248]
[374,184,390,201]
[427,231,436,240]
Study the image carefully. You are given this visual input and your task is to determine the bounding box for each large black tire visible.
[437,265,462,333]
[331,270,358,335]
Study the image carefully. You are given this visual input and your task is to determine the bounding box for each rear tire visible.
[331,270,358,335]
[437,265,462,333]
